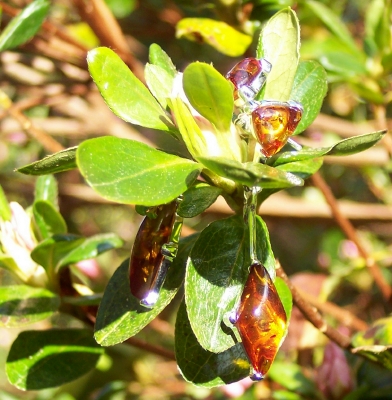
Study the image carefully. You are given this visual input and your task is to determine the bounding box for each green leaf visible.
[258,8,300,101]
[176,18,252,57]
[144,63,173,109]
[275,158,324,180]
[77,137,201,206]
[352,317,392,369]
[87,47,174,132]
[6,329,103,390]
[31,233,122,273]
[197,156,303,188]
[175,301,250,387]
[16,147,77,175]
[0,0,50,51]
[33,200,67,240]
[0,285,60,327]
[183,62,233,132]
[148,43,176,77]
[304,1,363,56]
[177,182,222,218]
[318,52,367,78]
[94,234,197,346]
[185,215,276,353]
[274,277,292,321]
[271,131,387,166]
[0,185,11,221]
[34,175,58,207]
[290,61,328,135]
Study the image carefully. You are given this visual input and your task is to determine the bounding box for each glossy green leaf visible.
[175,301,250,387]
[94,234,198,346]
[274,277,292,322]
[176,18,252,57]
[105,0,136,18]
[0,285,60,327]
[31,233,122,273]
[16,147,77,176]
[148,43,176,77]
[34,175,58,207]
[258,8,300,101]
[177,182,222,218]
[185,215,276,352]
[144,63,173,109]
[33,200,67,240]
[290,61,328,135]
[183,62,233,132]
[77,137,201,206]
[352,317,392,369]
[87,47,174,132]
[271,131,386,166]
[0,185,11,221]
[6,329,103,390]
[318,52,368,78]
[276,158,324,180]
[197,156,303,188]
[304,1,362,56]
[0,0,50,51]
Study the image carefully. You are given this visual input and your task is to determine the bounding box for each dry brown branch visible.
[276,263,353,349]
[71,0,144,80]
[296,288,369,332]
[311,172,392,301]
[125,337,176,360]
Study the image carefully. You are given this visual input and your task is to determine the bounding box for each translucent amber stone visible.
[226,58,271,102]
[129,201,177,303]
[235,262,287,380]
[251,101,302,157]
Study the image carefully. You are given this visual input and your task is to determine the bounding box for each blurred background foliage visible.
[0,0,392,399]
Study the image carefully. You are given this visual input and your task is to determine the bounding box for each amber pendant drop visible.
[129,201,178,307]
[251,101,303,157]
[226,57,272,103]
[233,262,288,380]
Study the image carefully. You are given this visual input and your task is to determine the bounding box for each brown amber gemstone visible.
[129,201,177,303]
[251,101,302,157]
[226,58,271,102]
[235,262,287,380]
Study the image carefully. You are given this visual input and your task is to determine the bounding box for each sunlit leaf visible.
[87,47,174,132]
[176,18,252,57]
[77,137,201,206]
[16,147,77,176]
[6,329,103,390]
[0,0,50,51]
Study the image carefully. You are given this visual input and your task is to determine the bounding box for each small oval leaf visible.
[0,285,60,327]
[77,137,201,206]
[87,47,174,132]
[6,329,103,390]
[175,301,250,387]
[176,18,252,57]
[0,0,50,51]
[16,147,77,176]
[183,62,234,132]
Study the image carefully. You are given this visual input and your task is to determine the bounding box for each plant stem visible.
[276,263,352,349]
[311,172,392,302]
[243,186,261,264]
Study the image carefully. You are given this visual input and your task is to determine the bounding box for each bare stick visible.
[276,263,352,349]
[311,172,392,301]
[125,337,176,360]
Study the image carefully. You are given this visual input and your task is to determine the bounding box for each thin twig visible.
[311,172,392,301]
[71,0,145,80]
[125,337,176,360]
[276,263,352,349]
[296,288,369,332]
